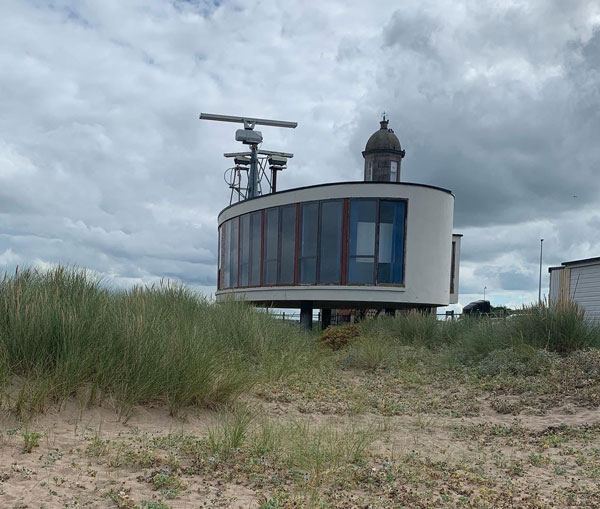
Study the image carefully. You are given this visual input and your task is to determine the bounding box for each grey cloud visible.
[0,0,599,309]
[370,2,600,232]
[383,10,439,57]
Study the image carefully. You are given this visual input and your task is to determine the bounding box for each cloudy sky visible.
[1,0,599,309]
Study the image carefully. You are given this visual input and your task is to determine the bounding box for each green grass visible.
[341,302,600,372]
[0,266,320,418]
[2,265,600,421]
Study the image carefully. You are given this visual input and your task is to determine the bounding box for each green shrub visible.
[22,430,43,453]
[319,324,361,350]
[477,346,560,377]
[557,349,600,390]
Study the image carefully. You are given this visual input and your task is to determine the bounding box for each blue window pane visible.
[222,220,231,288]
[348,199,376,284]
[249,211,262,286]
[349,200,376,257]
[229,217,239,287]
[263,208,278,285]
[239,214,250,286]
[300,258,317,284]
[318,200,342,284]
[218,225,222,289]
[348,258,375,284]
[377,201,405,284]
[300,203,318,257]
[279,205,296,284]
[299,202,318,284]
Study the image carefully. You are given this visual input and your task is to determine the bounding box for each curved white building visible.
[215,117,461,328]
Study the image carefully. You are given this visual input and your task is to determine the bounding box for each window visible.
[239,212,261,287]
[450,241,456,293]
[221,218,239,288]
[249,211,261,286]
[229,217,239,287]
[222,220,231,288]
[366,161,373,181]
[347,200,377,284]
[218,225,223,289]
[318,200,343,284]
[263,208,278,285]
[240,214,250,286]
[377,200,405,284]
[279,205,296,284]
[299,202,318,284]
[219,197,405,291]
[390,161,398,182]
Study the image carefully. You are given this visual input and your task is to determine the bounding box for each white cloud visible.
[0,0,598,309]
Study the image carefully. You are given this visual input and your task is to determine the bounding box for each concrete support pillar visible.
[300,301,313,330]
[320,308,331,329]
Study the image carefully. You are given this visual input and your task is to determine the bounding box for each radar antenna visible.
[199,113,297,203]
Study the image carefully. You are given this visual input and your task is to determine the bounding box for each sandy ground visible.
[1,393,600,508]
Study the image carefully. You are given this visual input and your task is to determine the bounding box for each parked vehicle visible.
[462,300,491,315]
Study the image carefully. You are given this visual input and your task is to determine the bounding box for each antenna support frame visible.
[200,112,297,203]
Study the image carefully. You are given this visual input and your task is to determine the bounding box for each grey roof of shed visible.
[547,256,600,272]
[561,256,600,267]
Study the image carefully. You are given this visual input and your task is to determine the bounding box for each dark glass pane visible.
[263,208,279,285]
[264,260,277,284]
[240,214,250,286]
[217,225,222,289]
[229,217,239,287]
[377,201,405,284]
[348,199,376,284]
[249,211,262,286]
[223,221,231,288]
[279,205,296,284]
[300,258,317,284]
[299,202,318,284]
[265,209,278,260]
[450,241,456,293]
[300,203,318,257]
[318,200,342,284]
[348,258,375,284]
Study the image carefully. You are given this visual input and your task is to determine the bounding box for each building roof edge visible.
[218,180,454,217]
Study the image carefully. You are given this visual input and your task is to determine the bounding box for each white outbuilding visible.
[549,257,600,322]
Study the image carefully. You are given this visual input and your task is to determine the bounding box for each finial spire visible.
[380,111,389,129]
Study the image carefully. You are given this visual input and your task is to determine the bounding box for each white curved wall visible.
[217,182,455,308]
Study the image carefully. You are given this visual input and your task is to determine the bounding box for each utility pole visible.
[538,238,544,306]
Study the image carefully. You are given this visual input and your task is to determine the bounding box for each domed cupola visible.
[362,115,406,182]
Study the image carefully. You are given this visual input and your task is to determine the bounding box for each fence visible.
[265,309,522,324]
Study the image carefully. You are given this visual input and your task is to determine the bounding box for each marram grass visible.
[2,266,600,419]
[0,267,318,418]
[337,301,600,370]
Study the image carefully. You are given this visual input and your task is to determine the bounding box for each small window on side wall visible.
[366,161,373,181]
[390,161,398,182]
